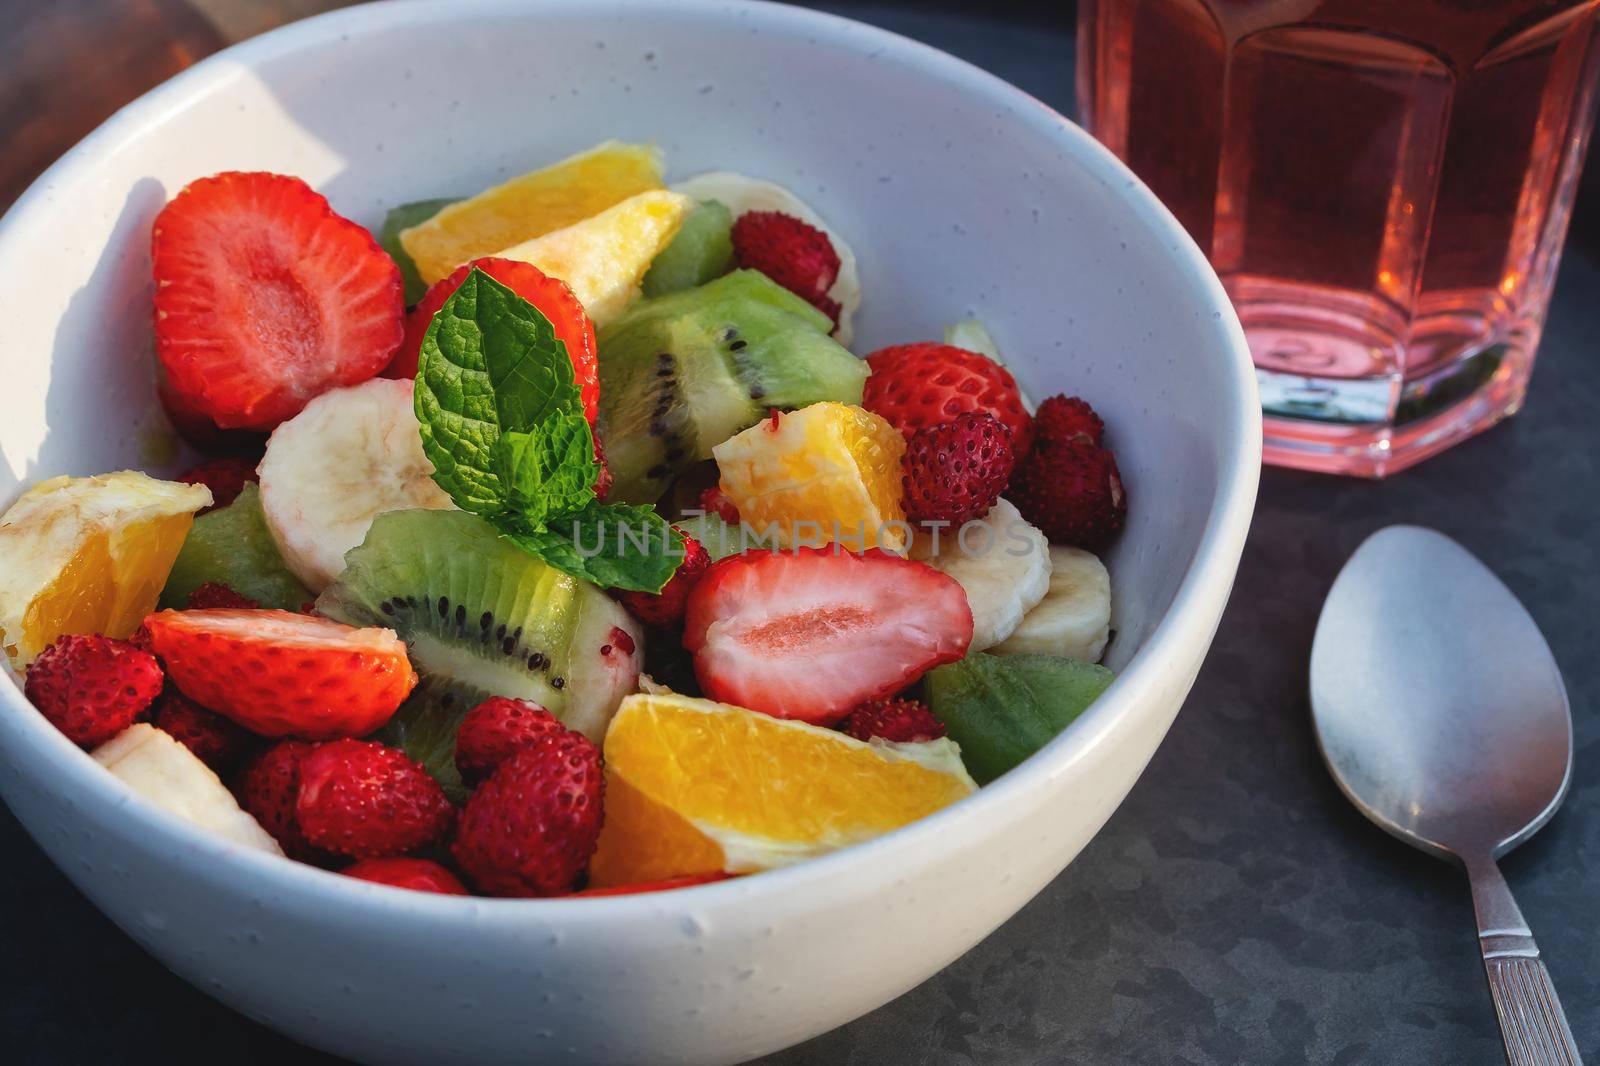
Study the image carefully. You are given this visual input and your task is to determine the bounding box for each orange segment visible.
[589,693,974,886]
[0,472,211,665]
[711,402,908,553]
[399,141,663,285]
[493,190,692,326]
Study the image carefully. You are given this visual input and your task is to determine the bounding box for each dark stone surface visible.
[3,3,1597,1064]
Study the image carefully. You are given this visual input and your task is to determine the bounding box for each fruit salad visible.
[0,141,1128,898]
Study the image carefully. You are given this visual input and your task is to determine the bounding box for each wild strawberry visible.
[863,343,1033,453]
[614,531,711,629]
[454,697,566,786]
[143,609,417,740]
[296,740,454,860]
[900,411,1016,525]
[452,733,604,897]
[24,635,164,748]
[1011,439,1127,549]
[573,873,732,897]
[236,741,323,860]
[731,211,841,322]
[152,690,255,770]
[385,257,599,424]
[185,582,259,610]
[841,698,947,743]
[343,857,470,895]
[683,547,973,724]
[1033,395,1105,447]
[177,457,258,514]
[152,171,403,432]
[698,485,740,524]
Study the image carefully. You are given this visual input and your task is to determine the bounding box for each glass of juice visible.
[1078,0,1600,476]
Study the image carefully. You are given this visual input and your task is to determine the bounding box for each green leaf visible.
[493,412,599,526]
[159,484,311,611]
[504,502,685,593]
[414,268,584,514]
[378,198,458,305]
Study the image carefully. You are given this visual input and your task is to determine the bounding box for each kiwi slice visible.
[597,269,869,503]
[925,652,1114,784]
[316,509,643,798]
[160,483,310,610]
[672,513,777,562]
[642,199,735,298]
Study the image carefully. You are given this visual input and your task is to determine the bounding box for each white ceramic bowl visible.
[0,2,1258,1062]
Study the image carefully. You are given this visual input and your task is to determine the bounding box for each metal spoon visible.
[1310,525,1582,1065]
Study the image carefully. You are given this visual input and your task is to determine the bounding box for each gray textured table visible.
[3,4,1598,1063]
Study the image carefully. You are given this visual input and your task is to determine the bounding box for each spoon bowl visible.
[1311,525,1581,1066]
[1310,524,1572,863]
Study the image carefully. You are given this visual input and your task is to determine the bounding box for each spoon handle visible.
[1467,857,1583,1066]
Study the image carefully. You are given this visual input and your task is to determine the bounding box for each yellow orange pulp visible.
[589,692,975,887]
[399,140,663,285]
[0,471,211,666]
[711,402,908,553]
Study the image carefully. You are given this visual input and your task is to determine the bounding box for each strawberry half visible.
[384,257,599,425]
[152,171,403,432]
[863,342,1034,453]
[682,547,973,725]
[143,609,418,740]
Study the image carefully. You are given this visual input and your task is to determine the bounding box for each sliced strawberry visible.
[682,548,973,725]
[863,342,1034,454]
[143,609,418,740]
[153,171,403,432]
[385,257,599,425]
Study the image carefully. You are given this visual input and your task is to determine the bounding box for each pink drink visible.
[1078,0,1600,476]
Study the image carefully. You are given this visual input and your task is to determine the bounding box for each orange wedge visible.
[399,140,663,285]
[493,189,692,326]
[711,402,908,553]
[0,471,211,666]
[588,692,975,887]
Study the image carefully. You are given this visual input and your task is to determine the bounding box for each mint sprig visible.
[414,268,683,593]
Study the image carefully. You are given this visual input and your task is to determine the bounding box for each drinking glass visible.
[1078,0,1600,476]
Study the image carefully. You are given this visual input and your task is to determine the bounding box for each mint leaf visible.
[505,502,685,593]
[493,412,598,526]
[414,268,584,514]
[413,267,684,594]
[378,198,458,305]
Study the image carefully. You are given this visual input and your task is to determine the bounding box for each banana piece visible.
[93,724,283,855]
[671,171,862,347]
[992,546,1111,662]
[908,498,1051,652]
[258,377,455,592]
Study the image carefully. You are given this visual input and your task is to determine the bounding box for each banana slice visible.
[93,724,282,854]
[908,498,1051,652]
[991,546,1112,662]
[258,377,455,592]
[671,171,862,347]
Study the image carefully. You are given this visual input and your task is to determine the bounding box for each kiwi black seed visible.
[316,509,643,800]
[597,269,870,504]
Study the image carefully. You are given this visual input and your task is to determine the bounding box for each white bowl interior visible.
[0,2,1258,1063]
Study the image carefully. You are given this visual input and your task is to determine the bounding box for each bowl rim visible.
[0,0,1260,922]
